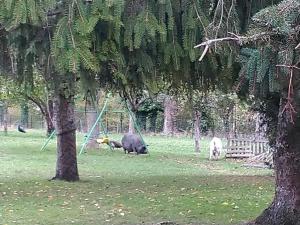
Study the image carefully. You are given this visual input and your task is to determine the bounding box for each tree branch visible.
[194,32,276,61]
[26,95,47,116]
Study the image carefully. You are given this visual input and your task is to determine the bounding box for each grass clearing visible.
[0,130,274,225]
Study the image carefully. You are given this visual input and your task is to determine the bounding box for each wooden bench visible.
[225,137,270,159]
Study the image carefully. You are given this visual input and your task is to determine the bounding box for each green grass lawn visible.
[0,130,274,225]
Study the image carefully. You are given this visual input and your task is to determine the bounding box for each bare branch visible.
[296,42,300,50]
[199,45,209,61]
[276,64,300,70]
[194,32,276,61]
[277,65,298,124]
[194,36,240,49]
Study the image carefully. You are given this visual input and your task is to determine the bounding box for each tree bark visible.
[248,68,300,225]
[52,92,79,182]
[128,113,135,134]
[46,99,55,136]
[163,95,178,135]
[194,110,201,153]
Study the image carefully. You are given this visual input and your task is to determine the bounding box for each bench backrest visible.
[227,138,271,155]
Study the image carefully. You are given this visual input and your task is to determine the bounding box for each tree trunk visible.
[86,97,99,149]
[0,102,3,125]
[128,113,135,134]
[194,110,201,153]
[163,95,178,135]
[52,93,79,182]
[3,102,8,135]
[46,99,55,136]
[20,101,29,128]
[249,71,300,224]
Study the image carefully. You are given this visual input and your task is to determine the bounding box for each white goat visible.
[209,137,223,160]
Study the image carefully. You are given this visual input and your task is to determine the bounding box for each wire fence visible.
[1,108,259,139]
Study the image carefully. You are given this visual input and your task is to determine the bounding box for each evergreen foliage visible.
[238,0,300,97]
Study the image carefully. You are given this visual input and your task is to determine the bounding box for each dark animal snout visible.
[138,146,147,154]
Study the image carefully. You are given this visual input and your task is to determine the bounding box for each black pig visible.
[121,134,147,154]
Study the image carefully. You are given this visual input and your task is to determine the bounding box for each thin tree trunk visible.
[86,97,99,149]
[20,101,29,128]
[163,95,178,135]
[3,102,7,135]
[194,110,201,153]
[52,93,79,181]
[128,114,135,134]
[0,102,3,125]
[249,70,300,224]
[45,111,54,136]
[46,99,55,136]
